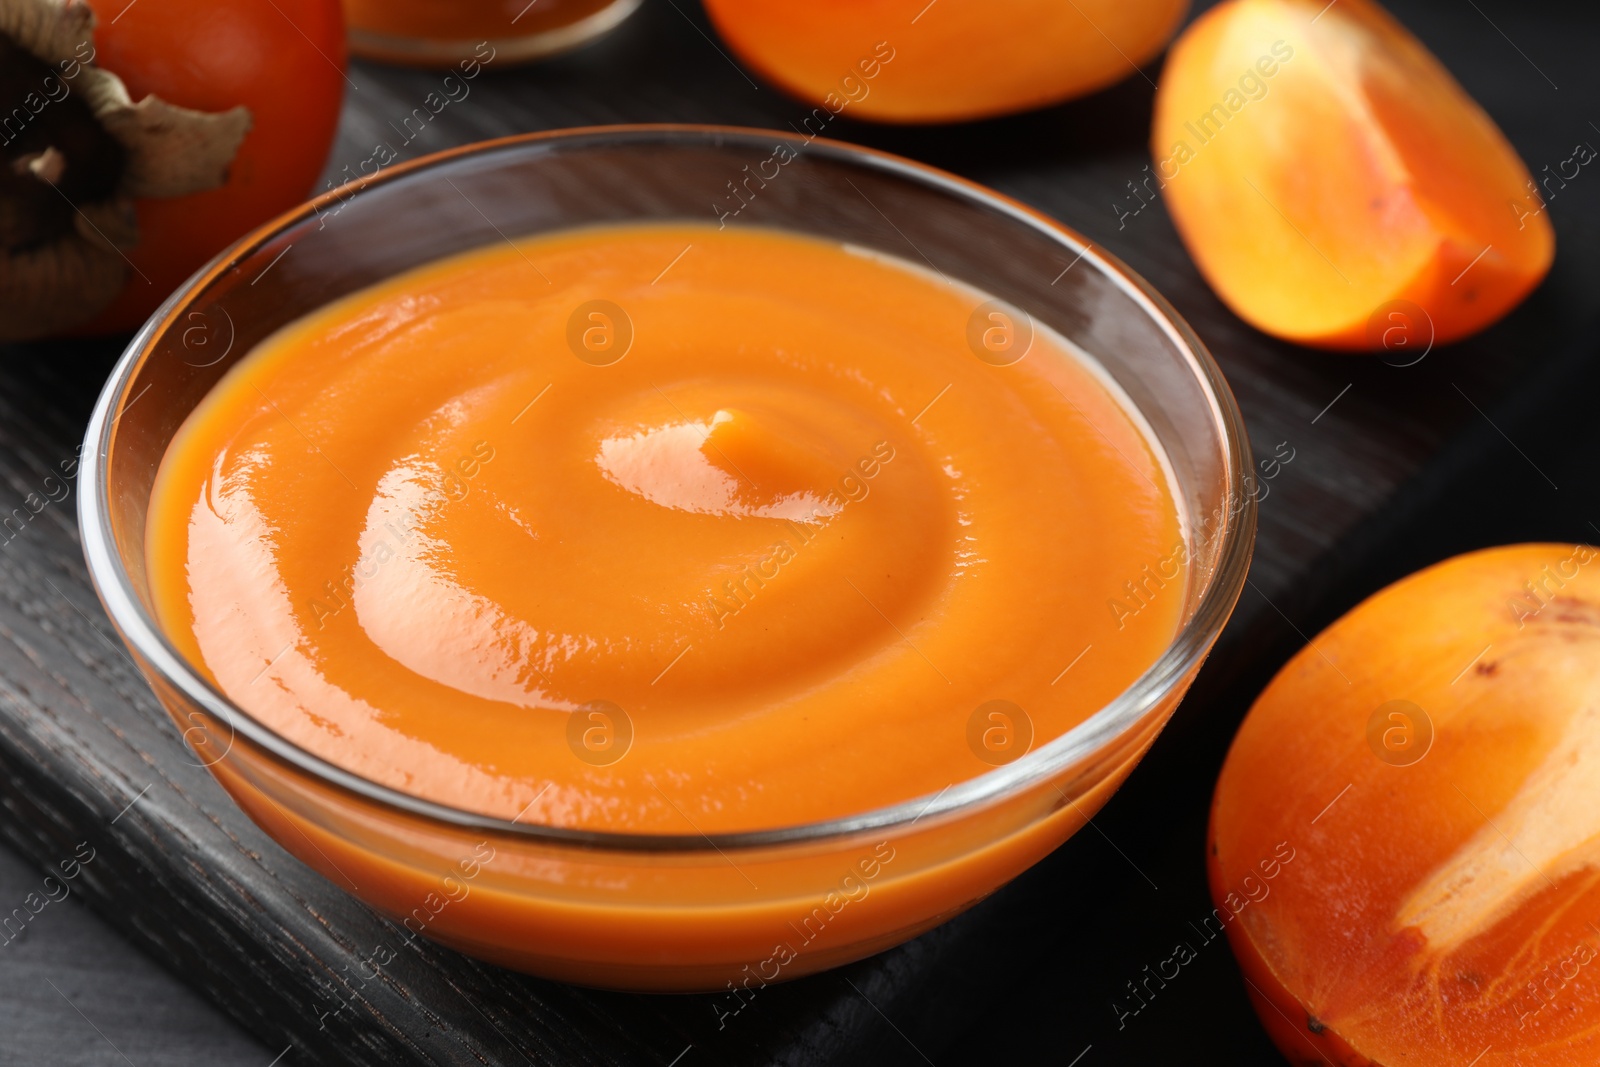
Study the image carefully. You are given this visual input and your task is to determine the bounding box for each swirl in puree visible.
[147,222,1184,834]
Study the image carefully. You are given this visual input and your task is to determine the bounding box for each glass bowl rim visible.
[79,123,1257,854]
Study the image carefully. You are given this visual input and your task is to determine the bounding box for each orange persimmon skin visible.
[1153,0,1553,350]
[701,0,1189,125]
[81,0,346,333]
[1211,545,1600,1066]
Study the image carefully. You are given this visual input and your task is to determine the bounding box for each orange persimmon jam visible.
[146,222,1183,840]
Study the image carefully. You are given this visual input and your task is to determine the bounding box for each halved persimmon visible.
[702,0,1189,125]
[1152,0,1554,349]
[1212,544,1600,1065]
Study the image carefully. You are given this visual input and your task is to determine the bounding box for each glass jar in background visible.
[343,0,642,67]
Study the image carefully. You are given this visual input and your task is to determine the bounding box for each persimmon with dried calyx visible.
[1211,544,1600,1065]
[701,0,1189,125]
[1152,0,1553,350]
[0,0,345,341]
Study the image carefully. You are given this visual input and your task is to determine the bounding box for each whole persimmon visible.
[701,0,1189,124]
[1152,0,1554,350]
[0,0,345,340]
[1211,544,1600,1065]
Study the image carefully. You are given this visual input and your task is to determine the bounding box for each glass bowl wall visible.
[81,126,1255,991]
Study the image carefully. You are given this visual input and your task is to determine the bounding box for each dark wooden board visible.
[0,837,264,1065]
[1,0,1597,1063]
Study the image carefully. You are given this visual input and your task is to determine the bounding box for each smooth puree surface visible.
[146,223,1184,835]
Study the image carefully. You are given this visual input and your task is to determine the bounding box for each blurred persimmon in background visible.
[1153,0,1553,351]
[702,0,1189,124]
[1212,544,1600,1065]
[0,0,345,339]
[82,0,346,333]
[342,0,640,67]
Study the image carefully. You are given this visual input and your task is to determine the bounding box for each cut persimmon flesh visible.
[1153,0,1553,349]
[1212,544,1600,1065]
[702,0,1188,125]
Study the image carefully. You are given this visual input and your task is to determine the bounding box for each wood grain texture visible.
[0,0,1596,1063]
[0,839,264,1065]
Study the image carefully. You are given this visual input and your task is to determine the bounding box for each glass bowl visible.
[341,0,642,68]
[80,125,1255,992]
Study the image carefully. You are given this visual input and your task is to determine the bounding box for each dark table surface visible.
[2,0,1598,1064]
